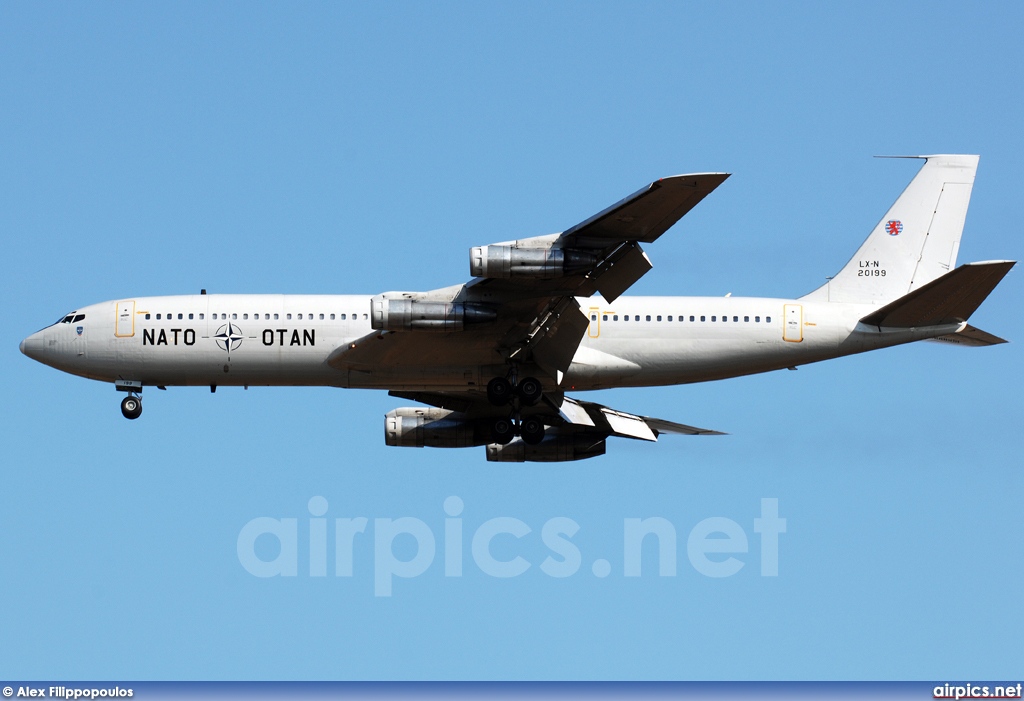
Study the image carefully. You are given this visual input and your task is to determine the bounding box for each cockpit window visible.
[50,312,85,327]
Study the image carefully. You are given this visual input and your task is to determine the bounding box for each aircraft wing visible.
[561,173,731,246]
[328,173,729,381]
[389,390,724,442]
[466,172,730,303]
[555,396,726,440]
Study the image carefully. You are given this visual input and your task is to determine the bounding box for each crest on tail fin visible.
[803,155,979,305]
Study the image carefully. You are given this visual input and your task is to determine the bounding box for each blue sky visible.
[1,1,1021,681]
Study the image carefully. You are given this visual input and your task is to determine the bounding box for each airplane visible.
[20,154,1014,462]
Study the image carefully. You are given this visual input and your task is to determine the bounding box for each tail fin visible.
[804,155,979,304]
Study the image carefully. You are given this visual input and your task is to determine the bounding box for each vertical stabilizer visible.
[804,155,978,304]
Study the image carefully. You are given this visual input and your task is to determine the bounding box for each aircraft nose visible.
[20,331,44,361]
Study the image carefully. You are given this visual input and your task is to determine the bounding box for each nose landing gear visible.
[120,394,142,420]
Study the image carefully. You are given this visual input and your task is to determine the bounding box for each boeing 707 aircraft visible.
[20,155,1014,461]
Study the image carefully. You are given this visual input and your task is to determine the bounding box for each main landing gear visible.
[486,373,546,446]
[120,394,142,420]
[486,375,543,406]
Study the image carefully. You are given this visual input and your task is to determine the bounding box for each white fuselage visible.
[21,293,960,392]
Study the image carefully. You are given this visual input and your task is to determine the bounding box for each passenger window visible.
[700,316,705,322]
[363,314,368,320]
[287,314,292,320]
[199,314,204,320]
[591,314,597,321]
[340,314,347,320]
[623,315,629,322]
[232,313,237,320]
[320,313,325,320]
[331,314,336,320]
[602,315,608,321]
[723,316,728,322]
[667,316,672,322]
[755,316,760,322]
[733,316,738,322]
[145,314,151,320]
[613,315,619,321]
[744,316,749,322]
[690,316,695,322]
[156,314,161,320]
[189,313,194,320]
[274,314,279,320]
[645,315,651,321]
[766,316,772,323]
[712,316,717,322]
[656,316,662,322]
[177,313,182,320]
[243,314,249,320]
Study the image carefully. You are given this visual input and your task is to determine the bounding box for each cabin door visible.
[783,304,803,342]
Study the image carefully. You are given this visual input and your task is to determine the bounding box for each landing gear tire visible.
[487,377,514,406]
[491,418,515,445]
[516,376,543,405]
[520,418,545,445]
[120,396,142,420]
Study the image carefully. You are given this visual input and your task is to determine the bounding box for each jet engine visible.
[486,434,607,462]
[384,407,488,448]
[469,244,597,279]
[371,295,496,332]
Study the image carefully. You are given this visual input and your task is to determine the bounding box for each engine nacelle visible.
[371,294,496,332]
[486,434,607,462]
[469,245,597,279]
[385,407,486,448]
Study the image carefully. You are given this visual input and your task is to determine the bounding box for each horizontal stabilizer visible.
[860,260,1015,328]
[929,324,1008,347]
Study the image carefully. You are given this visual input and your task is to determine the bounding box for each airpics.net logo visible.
[237,497,787,596]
